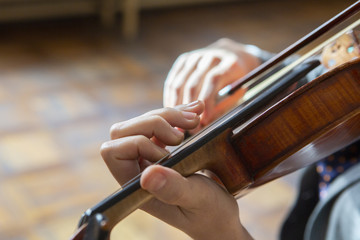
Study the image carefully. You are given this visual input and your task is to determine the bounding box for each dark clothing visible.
[280,165,319,240]
[280,140,360,240]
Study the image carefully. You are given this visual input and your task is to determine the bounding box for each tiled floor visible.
[0,0,354,239]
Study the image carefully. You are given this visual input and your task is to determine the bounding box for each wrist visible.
[225,221,254,240]
[189,218,254,240]
[238,225,254,240]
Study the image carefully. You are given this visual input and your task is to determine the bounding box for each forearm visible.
[186,217,253,240]
[199,225,254,240]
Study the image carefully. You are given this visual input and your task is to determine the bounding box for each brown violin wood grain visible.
[252,111,360,187]
[231,58,360,187]
[171,129,252,195]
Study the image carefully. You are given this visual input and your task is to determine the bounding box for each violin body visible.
[230,58,360,193]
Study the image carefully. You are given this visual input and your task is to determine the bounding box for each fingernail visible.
[186,100,200,107]
[182,111,197,120]
[158,147,170,157]
[180,100,200,110]
[147,172,167,192]
[171,127,184,138]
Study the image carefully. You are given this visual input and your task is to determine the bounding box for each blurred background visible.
[0,0,354,239]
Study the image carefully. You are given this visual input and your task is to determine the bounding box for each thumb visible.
[140,165,207,209]
[139,165,245,240]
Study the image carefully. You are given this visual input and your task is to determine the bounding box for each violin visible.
[71,2,360,239]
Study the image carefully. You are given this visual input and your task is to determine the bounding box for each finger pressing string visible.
[100,135,169,185]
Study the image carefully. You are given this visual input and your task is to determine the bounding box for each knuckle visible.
[109,123,118,139]
[174,53,189,65]
[178,52,188,59]
[216,37,231,46]
[147,115,168,129]
[100,141,112,161]
[110,122,123,139]
[134,135,148,145]
[164,78,171,87]
[166,188,185,205]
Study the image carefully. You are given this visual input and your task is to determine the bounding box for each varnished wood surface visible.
[0,0,354,239]
[235,58,360,184]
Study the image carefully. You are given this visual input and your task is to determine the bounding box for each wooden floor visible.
[0,0,354,239]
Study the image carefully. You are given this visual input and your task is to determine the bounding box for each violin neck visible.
[81,128,249,230]
[102,187,153,230]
